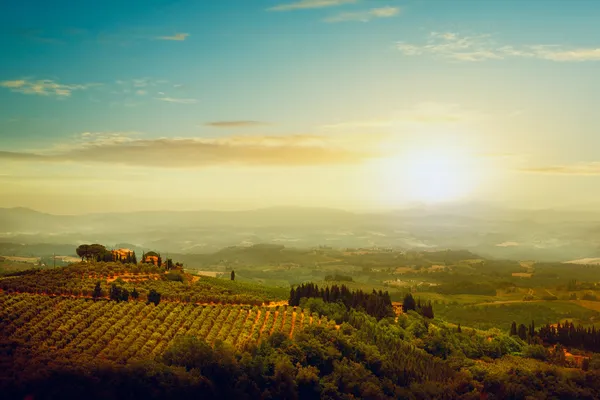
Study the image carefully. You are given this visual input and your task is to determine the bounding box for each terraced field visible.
[0,293,328,364]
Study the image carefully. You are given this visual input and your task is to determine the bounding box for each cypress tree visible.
[92,282,103,299]
[403,293,416,312]
[510,321,518,336]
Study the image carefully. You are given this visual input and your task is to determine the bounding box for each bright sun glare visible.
[377,147,477,205]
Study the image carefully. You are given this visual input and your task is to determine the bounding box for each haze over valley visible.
[2,204,600,262]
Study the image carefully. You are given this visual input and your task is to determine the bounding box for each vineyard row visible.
[0,293,331,364]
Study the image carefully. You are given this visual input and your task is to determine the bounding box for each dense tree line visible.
[510,318,600,354]
[289,283,394,320]
[402,293,434,319]
[537,321,600,353]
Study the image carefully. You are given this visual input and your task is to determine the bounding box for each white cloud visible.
[157,33,189,41]
[155,97,197,104]
[46,132,141,153]
[0,79,97,97]
[269,0,357,11]
[397,32,600,62]
[325,6,400,22]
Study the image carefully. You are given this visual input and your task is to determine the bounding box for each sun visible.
[375,147,478,205]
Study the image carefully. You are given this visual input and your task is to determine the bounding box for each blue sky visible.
[1,0,600,213]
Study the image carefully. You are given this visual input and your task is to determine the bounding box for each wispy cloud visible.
[155,97,197,104]
[0,133,377,168]
[14,29,63,44]
[268,0,357,11]
[206,121,270,128]
[0,79,98,97]
[397,32,600,62]
[325,6,400,22]
[519,162,600,176]
[320,120,393,130]
[320,102,484,130]
[156,33,189,41]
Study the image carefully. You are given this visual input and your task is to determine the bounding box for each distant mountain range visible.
[1,205,599,261]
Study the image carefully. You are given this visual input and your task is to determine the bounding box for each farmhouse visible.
[111,248,134,262]
[142,251,161,266]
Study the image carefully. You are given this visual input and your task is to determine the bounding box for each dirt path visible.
[2,289,288,308]
[106,273,161,283]
[472,299,545,306]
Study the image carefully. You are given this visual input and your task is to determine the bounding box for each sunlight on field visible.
[512,272,533,278]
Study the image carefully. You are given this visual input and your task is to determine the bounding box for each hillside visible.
[1,293,323,363]
[3,259,600,399]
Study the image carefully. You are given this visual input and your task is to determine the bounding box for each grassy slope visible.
[435,300,600,331]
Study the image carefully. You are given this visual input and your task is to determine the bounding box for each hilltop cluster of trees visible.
[76,244,138,264]
[510,319,600,354]
[402,293,434,319]
[75,245,184,269]
[289,283,394,320]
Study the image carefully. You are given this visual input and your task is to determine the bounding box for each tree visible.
[518,324,527,341]
[403,293,416,312]
[92,282,103,299]
[457,324,462,333]
[148,289,161,305]
[132,251,137,265]
[131,287,139,300]
[231,270,235,281]
[582,357,590,371]
[419,301,434,319]
[88,244,107,262]
[109,283,122,302]
[510,321,518,336]
[76,244,90,261]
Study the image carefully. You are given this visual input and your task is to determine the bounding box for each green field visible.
[434,300,600,331]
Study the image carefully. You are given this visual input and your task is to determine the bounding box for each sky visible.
[1,0,600,214]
